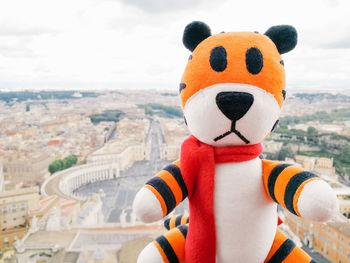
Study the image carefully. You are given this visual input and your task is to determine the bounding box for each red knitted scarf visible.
[181,135,263,263]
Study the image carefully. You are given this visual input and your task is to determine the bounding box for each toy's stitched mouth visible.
[213,121,250,144]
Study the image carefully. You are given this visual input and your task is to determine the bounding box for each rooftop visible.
[91,118,149,155]
[0,186,39,199]
[159,118,188,145]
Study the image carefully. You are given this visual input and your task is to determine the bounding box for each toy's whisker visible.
[231,129,250,144]
[214,131,231,142]
[214,123,250,144]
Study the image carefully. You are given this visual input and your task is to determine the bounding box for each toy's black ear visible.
[264,25,297,54]
[183,21,211,52]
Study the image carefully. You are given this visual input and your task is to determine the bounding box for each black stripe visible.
[156,236,179,263]
[267,164,291,202]
[284,171,318,215]
[164,164,188,199]
[177,225,188,238]
[175,215,182,227]
[267,239,295,263]
[146,177,176,215]
[310,260,317,263]
[164,218,170,230]
[186,217,189,224]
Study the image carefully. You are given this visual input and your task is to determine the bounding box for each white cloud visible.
[0,0,349,90]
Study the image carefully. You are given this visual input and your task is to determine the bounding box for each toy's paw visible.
[297,179,339,222]
[133,187,163,223]
[137,242,164,263]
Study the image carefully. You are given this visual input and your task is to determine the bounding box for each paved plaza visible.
[74,120,188,223]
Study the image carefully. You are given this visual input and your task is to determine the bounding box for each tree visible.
[48,162,59,174]
[339,145,350,163]
[307,126,318,135]
[145,105,153,116]
[277,144,294,161]
[48,155,78,174]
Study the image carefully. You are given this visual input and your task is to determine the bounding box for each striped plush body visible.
[133,21,339,263]
[135,155,336,263]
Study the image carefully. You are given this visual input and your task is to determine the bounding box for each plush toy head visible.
[180,21,297,147]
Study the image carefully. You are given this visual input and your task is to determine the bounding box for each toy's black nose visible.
[216,92,254,121]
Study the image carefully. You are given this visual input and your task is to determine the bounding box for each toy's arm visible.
[133,160,188,223]
[262,160,339,222]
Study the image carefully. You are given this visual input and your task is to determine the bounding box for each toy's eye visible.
[246,47,263,75]
[210,46,227,72]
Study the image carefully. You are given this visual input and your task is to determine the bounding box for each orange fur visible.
[156,170,183,205]
[144,184,167,217]
[164,227,186,261]
[262,160,282,201]
[153,241,170,263]
[264,229,287,262]
[180,32,285,108]
[274,166,304,208]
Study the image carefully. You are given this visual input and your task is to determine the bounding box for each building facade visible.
[0,187,40,248]
[285,212,350,263]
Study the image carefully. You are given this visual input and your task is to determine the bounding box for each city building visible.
[315,157,337,179]
[0,187,40,249]
[159,118,188,160]
[0,161,3,191]
[87,118,150,166]
[3,152,54,189]
[285,212,350,263]
[340,199,350,219]
[295,155,316,171]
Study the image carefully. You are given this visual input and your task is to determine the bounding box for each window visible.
[347,253,350,259]
[4,238,8,248]
[20,203,25,211]
[334,232,337,238]
[328,229,331,233]
[2,206,7,214]
[341,237,344,242]
[327,239,330,245]
[321,235,325,241]
[340,247,343,254]
[315,231,319,237]
[333,243,337,250]
[12,204,16,213]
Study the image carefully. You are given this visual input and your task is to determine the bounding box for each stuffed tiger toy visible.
[133,21,339,263]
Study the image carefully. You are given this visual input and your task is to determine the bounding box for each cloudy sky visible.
[0,0,349,91]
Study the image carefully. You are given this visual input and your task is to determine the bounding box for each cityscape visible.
[0,88,350,263]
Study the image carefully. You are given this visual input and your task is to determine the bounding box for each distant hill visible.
[294,93,350,103]
[280,108,350,125]
[0,90,100,103]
